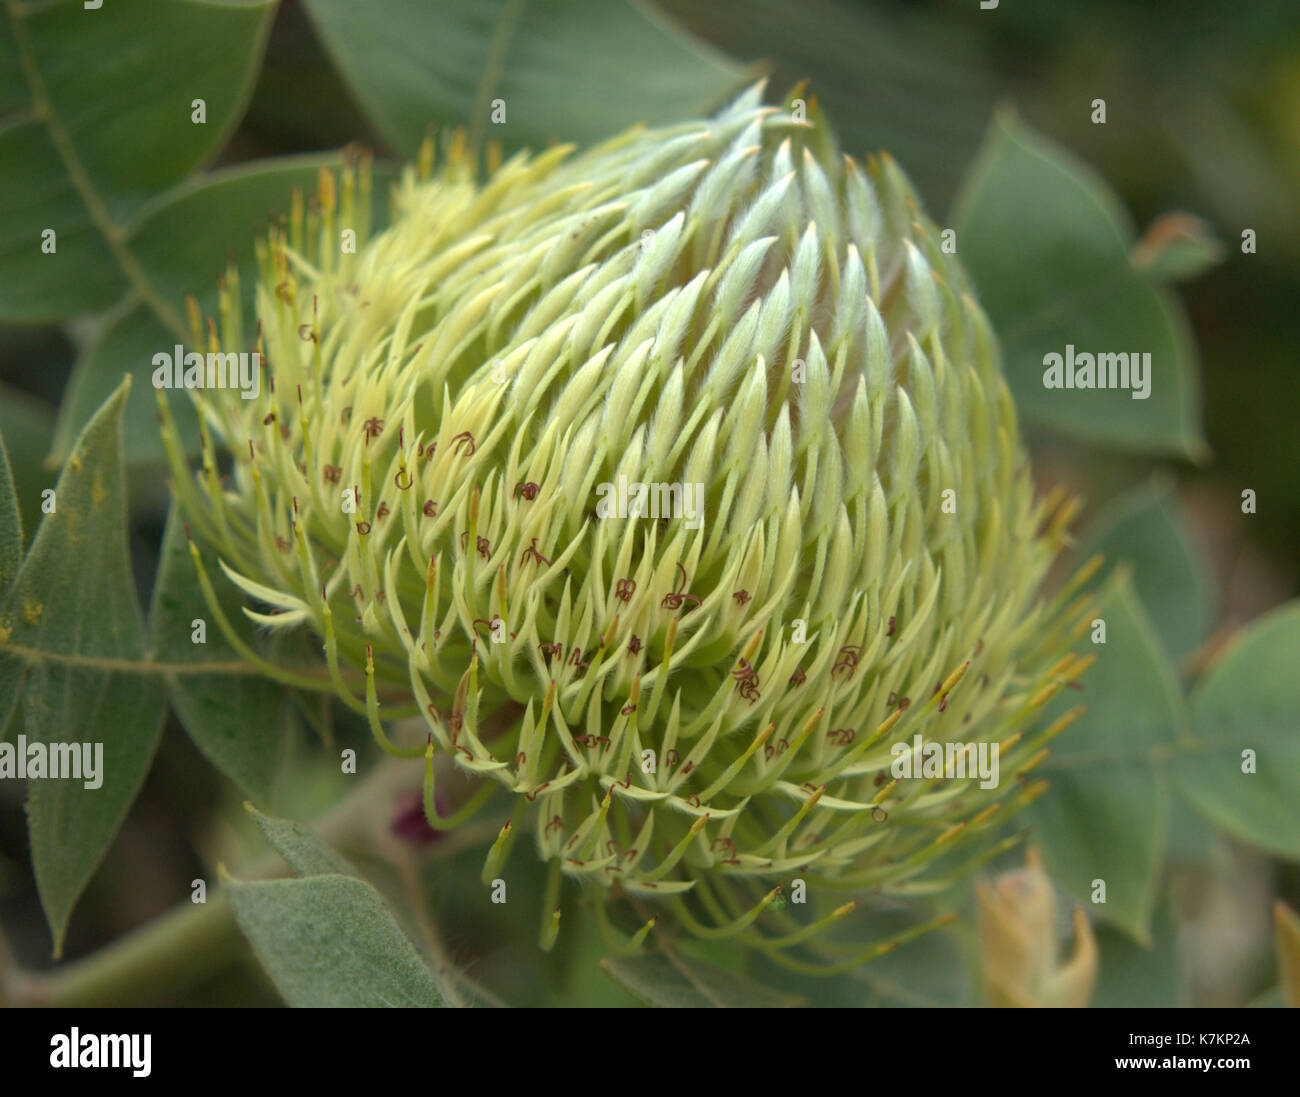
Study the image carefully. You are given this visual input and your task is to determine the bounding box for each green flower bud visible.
[161,84,1095,966]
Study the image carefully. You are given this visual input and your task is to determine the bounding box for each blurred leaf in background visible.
[1077,479,1212,660]
[301,0,751,159]
[0,0,277,321]
[1026,573,1180,944]
[1172,602,1300,860]
[48,155,390,466]
[952,111,1208,459]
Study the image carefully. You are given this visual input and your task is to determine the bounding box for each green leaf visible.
[49,154,393,466]
[0,427,21,740]
[656,0,996,212]
[1078,479,1211,659]
[0,377,166,953]
[0,0,276,322]
[600,950,804,1007]
[148,506,289,803]
[952,109,1207,459]
[1091,899,1184,1008]
[0,118,123,318]
[243,803,355,878]
[750,909,974,1007]
[0,426,20,600]
[227,873,447,1007]
[127,154,376,311]
[0,383,56,547]
[1163,792,1218,864]
[1171,601,1300,860]
[1026,573,1180,943]
[301,0,748,159]
[53,299,199,467]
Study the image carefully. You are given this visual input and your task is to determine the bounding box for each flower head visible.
[162,84,1094,964]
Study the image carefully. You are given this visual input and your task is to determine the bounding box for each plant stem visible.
[9,896,242,1008]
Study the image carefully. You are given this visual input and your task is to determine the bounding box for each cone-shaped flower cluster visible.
[162,84,1096,966]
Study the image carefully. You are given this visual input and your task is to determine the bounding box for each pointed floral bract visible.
[162,86,1094,965]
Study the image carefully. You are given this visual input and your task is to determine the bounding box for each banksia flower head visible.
[162,83,1096,968]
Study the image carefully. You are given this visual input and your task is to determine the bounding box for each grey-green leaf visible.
[148,506,289,803]
[1172,601,1300,860]
[1026,574,1181,943]
[301,0,748,159]
[244,803,356,878]
[1077,480,1211,659]
[227,873,447,1007]
[600,951,804,1007]
[0,378,165,953]
[952,109,1207,459]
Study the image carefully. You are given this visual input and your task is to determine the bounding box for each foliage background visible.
[0,0,1296,1007]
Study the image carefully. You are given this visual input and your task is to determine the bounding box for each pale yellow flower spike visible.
[163,84,1093,963]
